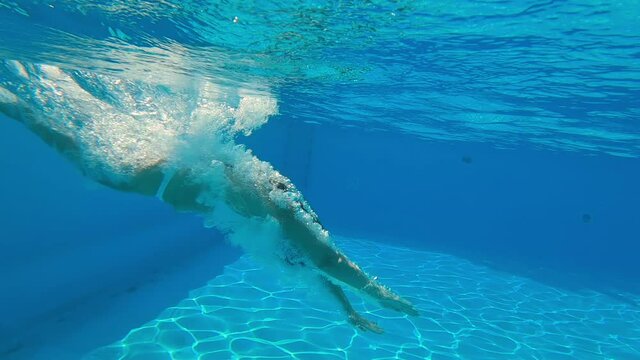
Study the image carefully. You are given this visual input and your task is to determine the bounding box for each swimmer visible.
[0,74,418,333]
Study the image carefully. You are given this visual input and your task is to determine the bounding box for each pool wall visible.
[2,105,639,357]
[249,116,640,294]
[0,115,241,357]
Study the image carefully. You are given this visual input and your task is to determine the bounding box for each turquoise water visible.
[86,237,640,359]
[1,1,639,359]
[1,1,638,157]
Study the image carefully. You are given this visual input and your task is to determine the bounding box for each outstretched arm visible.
[9,104,418,319]
[321,276,383,333]
[270,196,419,317]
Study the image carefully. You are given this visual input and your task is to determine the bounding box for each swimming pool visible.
[1,1,639,359]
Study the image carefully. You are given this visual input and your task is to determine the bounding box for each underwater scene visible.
[0,1,639,359]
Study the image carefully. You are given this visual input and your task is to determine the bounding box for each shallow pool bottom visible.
[87,237,639,359]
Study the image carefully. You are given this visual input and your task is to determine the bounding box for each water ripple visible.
[1,0,638,156]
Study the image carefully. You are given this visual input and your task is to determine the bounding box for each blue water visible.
[1,1,639,359]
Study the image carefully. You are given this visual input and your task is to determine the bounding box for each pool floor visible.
[87,237,640,359]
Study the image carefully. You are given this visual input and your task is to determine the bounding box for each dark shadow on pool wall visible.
[248,115,640,297]
[0,115,242,359]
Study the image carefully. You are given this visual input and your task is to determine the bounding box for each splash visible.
[0,59,332,276]
[2,1,639,157]
[0,60,275,179]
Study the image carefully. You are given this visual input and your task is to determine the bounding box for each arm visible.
[217,166,419,316]
[321,276,383,333]
[13,108,417,317]
[271,195,419,316]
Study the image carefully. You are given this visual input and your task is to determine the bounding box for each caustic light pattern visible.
[88,237,640,360]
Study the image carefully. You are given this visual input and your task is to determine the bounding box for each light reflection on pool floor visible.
[87,237,640,360]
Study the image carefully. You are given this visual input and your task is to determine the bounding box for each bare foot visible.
[348,313,384,334]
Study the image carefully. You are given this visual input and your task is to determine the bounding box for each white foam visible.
[0,61,280,180]
[232,93,278,135]
[0,60,338,297]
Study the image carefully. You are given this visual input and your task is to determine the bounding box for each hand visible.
[378,292,419,316]
[348,312,384,334]
[365,283,419,316]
